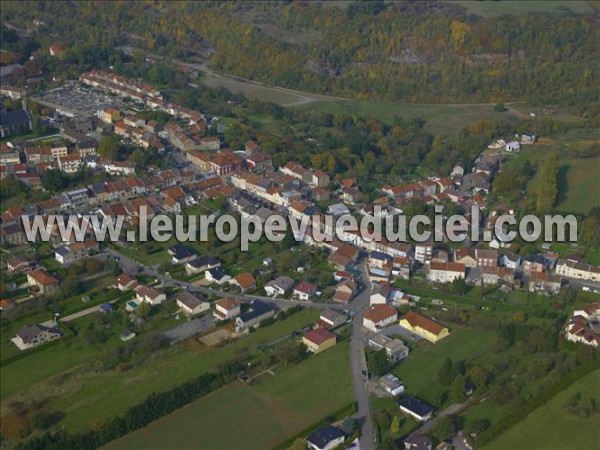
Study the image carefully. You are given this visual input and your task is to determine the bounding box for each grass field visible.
[556,155,600,214]
[297,100,520,135]
[448,0,597,17]
[394,328,497,407]
[103,342,352,450]
[483,369,600,450]
[12,309,319,433]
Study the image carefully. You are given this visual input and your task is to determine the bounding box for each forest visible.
[1,1,599,108]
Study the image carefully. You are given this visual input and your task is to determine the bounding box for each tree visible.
[98,134,121,160]
[466,418,490,436]
[450,374,467,403]
[512,311,526,323]
[390,415,401,434]
[430,415,456,442]
[439,358,458,386]
[467,365,491,389]
[41,169,68,192]
[366,349,392,377]
[136,302,151,319]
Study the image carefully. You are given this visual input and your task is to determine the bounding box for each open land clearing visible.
[483,369,600,450]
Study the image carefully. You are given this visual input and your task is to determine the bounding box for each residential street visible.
[348,262,376,450]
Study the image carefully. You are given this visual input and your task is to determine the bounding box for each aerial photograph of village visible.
[0,1,599,450]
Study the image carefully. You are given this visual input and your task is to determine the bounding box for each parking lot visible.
[34,85,125,117]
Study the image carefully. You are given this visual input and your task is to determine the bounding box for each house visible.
[333,279,357,304]
[235,300,275,331]
[6,256,34,273]
[363,304,398,332]
[500,253,522,270]
[392,256,411,280]
[319,309,347,329]
[454,247,477,268]
[555,260,600,282]
[54,239,99,265]
[505,141,521,152]
[481,266,499,286]
[168,244,197,264]
[521,132,537,144]
[303,328,337,353]
[176,291,209,315]
[293,280,318,301]
[102,107,120,123]
[399,312,449,343]
[117,273,137,291]
[398,395,435,421]
[136,285,166,305]
[27,268,59,294]
[522,254,547,274]
[0,222,27,246]
[328,203,350,216]
[476,248,498,268]
[264,276,295,297]
[415,243,433,264]
[528,272,562,295]
[13,324,62,350]
[368,333,409,363]
[120,329,136,342]
[427,262,465,283]
[370,283,394,305]
[185,256,221,275]
[307,426,346,450]
[380,374,405,396]
[98,302,115,314]
[213,297,241,320]
[311,170,330,188]
[205,268,231,285]
[565,303,600,347]
[231,272,256,292]
[403,434,433,450]
[328,243,359,270]
[0,109,32,138]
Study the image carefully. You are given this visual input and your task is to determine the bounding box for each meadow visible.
[448,0,596,17]
[556,155,600,214]
[17,309,319,433]
[103,342,353,450]
[393,328,497,408]
[483,369,600,450]
[297,100,521,135]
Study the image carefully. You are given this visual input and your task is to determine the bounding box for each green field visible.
[104,342,352,450]
[11,309,319,433]
[556,155,600,214]
[448,0,597,17]
[483,369,600,450]
[394,328,498,407]
[297,100,520,135]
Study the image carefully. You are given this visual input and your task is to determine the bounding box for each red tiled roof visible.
[402,311,446,335]
[303,328,336,346]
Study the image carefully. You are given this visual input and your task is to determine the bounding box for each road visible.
[348,262,376,450]
[105,248,349,311]
[41,298,120,326]
[107,247,377,448]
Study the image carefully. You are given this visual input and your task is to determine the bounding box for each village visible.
[2,69,600,450]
